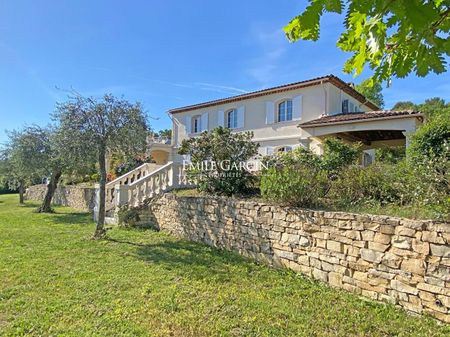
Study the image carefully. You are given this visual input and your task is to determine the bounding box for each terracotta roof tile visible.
[299,110,423,127]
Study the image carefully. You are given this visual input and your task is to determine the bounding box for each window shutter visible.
[265,101,275,124]
[349,102,354,113]
[217,110,224,127]
[342,99,349,113]
[237,106,245,128]
[201,112,208,132]
[292,95,302,120]
[265,146,274,155]
[185,115,191,134]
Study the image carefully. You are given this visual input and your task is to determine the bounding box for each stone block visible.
[374,233,392,244]
[392,235,412,249]
[299,236,310,247]
[395,226,416,237]
[381,252,402,268]
[360,249,383,263]
[312,268,328,282]
[411,240,429,255]
[361,230,375,241]
[368,241,390,252]
[379,225,395,234]
[430,243,450,257]
[422,231,445,244]
[328,272,343,287]
[391,280,418,295]
[297,255,310,266]
[401,258,425,276]
[326,240,344,253]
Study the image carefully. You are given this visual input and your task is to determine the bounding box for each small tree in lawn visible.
[178,127,259,196]
[36,125,96,213]
[54,94,149,238]
[1,126,50,204]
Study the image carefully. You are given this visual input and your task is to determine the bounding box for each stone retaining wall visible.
[25,184,95,211]
[136,193,449,322]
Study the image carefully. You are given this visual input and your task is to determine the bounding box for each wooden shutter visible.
[237,106,245,128]
[217,110,224,127]
[292,96,302,120]
[342,99,349,113]
[201,112,209,132]
[265,101,275,124]
[185,115,191,134]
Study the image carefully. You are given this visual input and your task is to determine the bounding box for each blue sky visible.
[1,0,449,143]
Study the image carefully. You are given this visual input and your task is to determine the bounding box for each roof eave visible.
[168,74,380,114]
[299,113,424,128]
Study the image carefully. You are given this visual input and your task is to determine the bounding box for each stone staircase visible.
[93,161,191,224]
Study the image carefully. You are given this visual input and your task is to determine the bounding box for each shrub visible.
[408,115,450,160]
[328,161,414,207]
[322,138,361,172]
[376,146,406,164]
[178,127,259,196]
[260,147,328,207]
[261,165,328,207]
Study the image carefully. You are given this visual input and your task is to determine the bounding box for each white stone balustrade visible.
[114,162,191,208]
[105,163,162,211]
[94,162,192,222]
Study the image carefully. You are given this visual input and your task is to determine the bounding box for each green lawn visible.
[0,194,448,337]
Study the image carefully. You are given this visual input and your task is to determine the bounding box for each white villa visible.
[100,75,423,216]
[148,74,423,166]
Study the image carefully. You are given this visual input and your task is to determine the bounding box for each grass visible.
[337,203,449,222]
[0,194,448,337]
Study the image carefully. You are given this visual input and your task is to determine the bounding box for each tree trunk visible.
[36,168,62,213]
[94,144,107,238]
[18,181,25,205]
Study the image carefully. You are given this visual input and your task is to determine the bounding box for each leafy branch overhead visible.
[284,0,450,85]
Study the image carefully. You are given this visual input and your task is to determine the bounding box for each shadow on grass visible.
[109,236,254,281]
[50,212,93,226]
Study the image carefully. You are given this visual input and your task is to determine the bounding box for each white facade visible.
[170,79,372,159]
[146,75,422,165]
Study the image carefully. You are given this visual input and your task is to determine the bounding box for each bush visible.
[178,127,259,196]
[328,161,415,207]
[260,147,328,207]
[322,138,361,172]
[261,165,328,207]
[408,115,450,160]
[376,146,406,164]
[260,139,362,207]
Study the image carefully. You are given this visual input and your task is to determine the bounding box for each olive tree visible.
[53,94,149,238]
[1,126,50,204]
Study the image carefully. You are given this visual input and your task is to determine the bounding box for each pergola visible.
[299,110,424,163]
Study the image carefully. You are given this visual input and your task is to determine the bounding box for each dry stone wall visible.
[137,193,450,322]
[25,184,95,211]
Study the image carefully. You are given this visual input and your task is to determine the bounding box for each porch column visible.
[402,131,414,149]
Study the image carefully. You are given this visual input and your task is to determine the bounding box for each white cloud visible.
[245,27,287,86]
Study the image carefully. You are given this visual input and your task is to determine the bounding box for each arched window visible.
[278,100,293,122]
[227,109,238,129]
[192,115,201,133]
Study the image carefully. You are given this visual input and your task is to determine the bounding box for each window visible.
[342,99,349,113]
[227,109,238,129]
[192,115,201,133]
[277,146,292,153]
[278,100,293,122]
